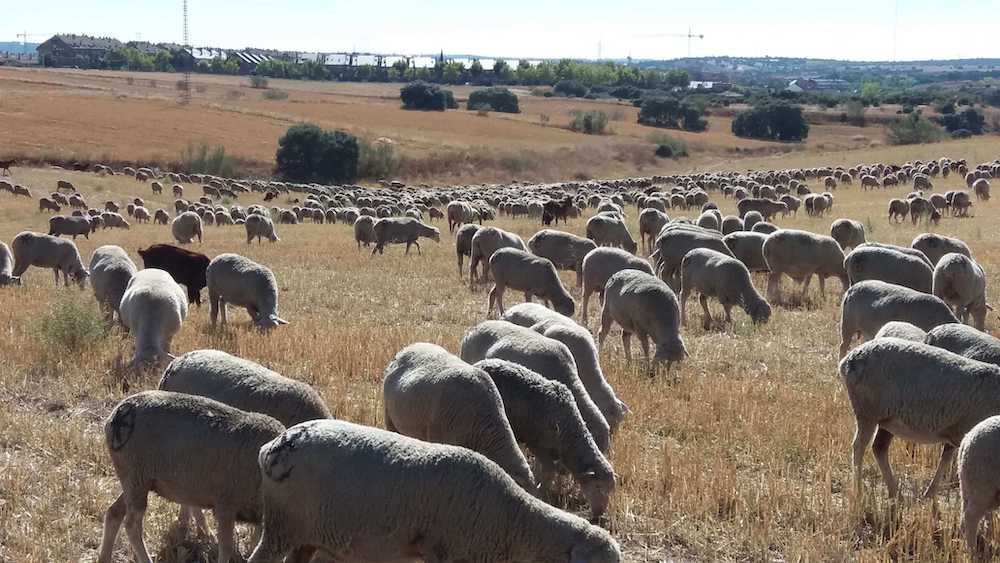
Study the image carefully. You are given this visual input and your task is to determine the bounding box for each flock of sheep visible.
[2,154,1000,561]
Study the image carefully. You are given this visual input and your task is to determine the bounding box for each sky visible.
[2,0,997,62]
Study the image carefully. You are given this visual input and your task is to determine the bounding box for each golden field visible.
[0,153,999,562]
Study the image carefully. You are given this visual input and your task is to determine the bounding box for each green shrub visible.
[249,75,269,89]
[648,132,689,158]
[554,80,588,98]
[180,142,237,176]
[358,139,400,180]
[275,123,359,183]
[938,108,985,135]
[732,102,809,141]
[33,295,105,354]
[885,111,947,145]
[400,81,455,111]
[468,87,519,113]
[262,89,289,100]
[568,110,609,135]
[638,98,707,132]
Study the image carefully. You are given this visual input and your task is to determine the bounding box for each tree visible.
[553,79,587,98]
[275,123,359,184]
[400,81,454,110]
[468,87,519,113]
[470,59,484,79]
[938,107,985,135]
[886,111,946,145]
[638,97,707,131]
[732,102,809,141]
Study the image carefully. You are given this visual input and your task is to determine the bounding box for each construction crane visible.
[635,28,705,58]
[16,32,47,49]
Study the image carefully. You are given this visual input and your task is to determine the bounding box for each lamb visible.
[455,223,480,276]
[89,245,137,325]
[839,280,959,357]
[843,245,933,293]
[10,231,89,287]
[38,197,61,213]
[460,320,611,454]
[159,349,331,426]
[353,215,377,249]
[873,321,926,342]
[371,217,441,255]
[830,218,866,251]
[958,416,1000,554]
[932,253,988,330]
[171,211,203,244]
[912,233,971,266]
[501,302,629,432]
[246,419,621,563]
[473,358,615,519]
[245,214,279,244]
[527,229,597,287]
[762,229,848,302]
[119,269,188,366]
[137,244,210,306]
[383,343,536,492]
[579,247,654,325]
[650,223,734,289]
[925,323,1000,367]
[839,338,1000,500]
[723,231,769,273]
[638,208,669,252]
[586,213,638,254]
[679,248,771,329]
[487,248,575,318]
[48,215,92,239]
[97,391,285,563]
[0,242,20,286]
[598,269,687,365]
[207,253,288,330]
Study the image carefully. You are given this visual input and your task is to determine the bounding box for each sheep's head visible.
[746,298,772,325]
[653,337,687,364]
[72,267,90,288]
[624,240,638,255]
[553,294,576,318]
[569,529,621,563]
[256,314,289,331]
[428,227,441,243]
[579,465,616,521]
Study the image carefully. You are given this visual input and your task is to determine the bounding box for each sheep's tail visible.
[106,399,138,452]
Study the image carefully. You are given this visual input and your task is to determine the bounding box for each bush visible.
[180,142,237,176]
[951,128,973,139]
[468,87,519,113]
[400,81,456,111]
[648,132,689,158]
[638,98,707,132]
[844,100,866,126]
[275,123,359,184]
[33,295,105,353]
[262,89,289,100]
[885,112,947,145]
[568,110,609,135]
[610,85,642,100]
[732,102,809,141]
[938,108,985,135]
[358,138,400,180]
[249,75,269,89]
[554,79,588,98]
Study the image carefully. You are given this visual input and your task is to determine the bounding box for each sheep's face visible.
[429,228,441,243]
[654,339,687,364]
[579,467,615,520]
[256,314,289,331]
[553,295,576,318]
[72,268,90,288]
[569,535,621,563]
[747,300,772,325]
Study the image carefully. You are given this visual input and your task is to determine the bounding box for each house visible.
[688,80,732,92]
[324,53,351,68]
[230,50,272,73]
[297,52,323,64]
[353,54,380,67]
[787,78,850,92]
[36,34,122,68]
[125,41,163,56]
[410,56,436,69]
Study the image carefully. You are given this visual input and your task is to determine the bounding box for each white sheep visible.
[371,217,441,255]
[638,208,669,252]
[586,213,638,254]
[0,241,21,286]
[933,253,989,330]
[528,229,597,288]
[598,269,687,365]
[469,226,526,285]
[119,269,188,367]
[925,323,1000,367]
[171,211,203,244]
[245,214,279,244]
[207,253,288,330]
[579,247,653,325]
[722,231,769,273]
[246,419,621,562]
[829,218,866,251]
[873,321,926,342]
[89,245,137,325]
[680,248,771,329]
[762,229,847,302]
[487,247,575,318]
[10,231,89,287]
[383,343,536,492]
[844,245,933,293]
[912,233,971,266]
[353,215,377,249]
[958,416,1000,554]
[455,223,481,276]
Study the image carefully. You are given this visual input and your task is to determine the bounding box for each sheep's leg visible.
[722,303,733,326]
[246,525,291,563]
[621,331,632,362]
[414,240,421,255]
[637,333,651,362]
[122,492,153,563]
[679,288,689,327]
[214,508,238,563]
[871,429,899,498]
[851,419,878,498]
[818,275,826,299]
[766,272,782,303]
[922,444,957,499]
[53,268,60,285]
[469,256,479,287]
[97,493,127,563]
[963,496,989,555]
[219,300,228,325]
[209,291,220,327]
[495,284,507,316]
[699,294,713,330]
[597,306,613,348]
[581,289,592,325]
[800,273,813,301]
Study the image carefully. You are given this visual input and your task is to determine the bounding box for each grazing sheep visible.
[246,419,621,563]
[12,184,30,197]
[171,211,203,244]
[455,223,481,276]
[97,391,284,563]
[650,224,734,289]
[469,226,526,285]
[680,248,771,329]
[839,280,959,357]
[958,416,1000,554]
[586,214,638,254]
[153,209,169,225]
[579,247,654,325]
[839,338,1000,499]
[528,229,597,287]
[696,210,721,232]
[723,231,769,273]
[742,210,764,231]
[207,253,287,330]
[933,253,988,330]
[159,349,331,426]
[0,242,20,286]
[119,269,188,366]
[245,214,279,244]
[101,211,130,230]
[501,303,629,432]
[353,215,377,250]
[737,198,787,221]
[11,231,89,287]
[925,323,1000,367]
[132,206,151,223]
[473,358,615,519]
[888,198,909,223]
[912,233,971,266]
[598,269,686,365]
[873,321,927,342]
[844,245,933,293]
[383,343,536,492]
[371,217,441,255]
[638,208,669,252]
[972,178,991,201]
[459,320,611,454]
[830,218,866,251]
[89,245,137,325]
[447,200,479,233]
[762,229,847,302]
[137,244,209,306]
[38,197,61,213]
[48,215,92,240]
[488,248,574,318]
[720,215,744,235]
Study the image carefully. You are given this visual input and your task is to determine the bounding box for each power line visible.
[181,0,191,104]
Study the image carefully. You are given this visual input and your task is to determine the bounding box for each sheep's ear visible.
[275,316,289,325]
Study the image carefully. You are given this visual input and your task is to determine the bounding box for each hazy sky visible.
[3,0,996,61]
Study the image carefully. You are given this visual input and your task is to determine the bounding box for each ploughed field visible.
[0,162,999,562]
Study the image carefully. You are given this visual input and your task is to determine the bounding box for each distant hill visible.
[0,42,39,54]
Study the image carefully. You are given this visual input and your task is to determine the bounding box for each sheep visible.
[586,213,638,254]
[371,217,441,255]
[10,231,89,287]
[455,223,480,276]
[650,224,734,290]
[830,218,866,251]
[101,211,130,230]
[97,391,284,563]
[598,269,687,365]
[447,200,478,233]
[737,198,787,221]
[638,208,669,252]
[0,242,20,286]
[383,343,536,492]
[133,206,151,223]
[527,229,597,287]
[473,358,615,519]
[487,247,574,318]
[933,253,988,330]
[751,221,778,235]
[501,302,629,432]
[137,244,209,306]
[353,215,377,250]
[12,184,30,197]
[153,209,169,225]
[171,211,203,244]
[839,280,959,357]
[958,416,1000,554]
[720,215,744,235]
[48,215,92,239]
[873,320,927,341]
[839,338,1000,500]
[911,233,971,266]
[722,231,769,273]
[245,214,279,245]
[696,210,721,231]
[680,248,771,329]
[246,419,621,563]
[207,253,288,331]
[762,229,847,302]
[159,349,331,426]
[119,269,188,367]
[579,247,654,325]
[972,178,991,201]
[469,226,526,285]
[460,320,611,454]
[844,245,933,293]
[89,245,137,325]
[38,197,61,213]
[925,323,1000,367]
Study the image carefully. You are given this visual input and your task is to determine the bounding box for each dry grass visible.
[1,161,1000,562]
